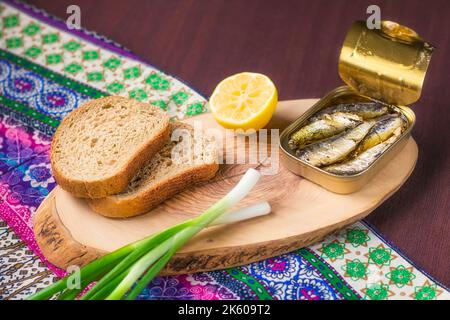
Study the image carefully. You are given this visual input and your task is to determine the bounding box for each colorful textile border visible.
[0,0,448,300]
[1,0,207,120]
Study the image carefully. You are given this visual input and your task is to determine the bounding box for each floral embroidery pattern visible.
[0,58,91,120]
[23,163,54,188]
[386,265,416,288]
[362,283,394,300]
[411,281,443,300]
[286,279,335,300]
[318,240,350,262]
[342,259,369,281]
[366,244,397,268]
[0,2,206,120]
[345,227,370,247]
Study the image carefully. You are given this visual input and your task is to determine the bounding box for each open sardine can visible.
[280,21,434,194]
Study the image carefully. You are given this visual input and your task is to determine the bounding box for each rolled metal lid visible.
[339,20,434,106]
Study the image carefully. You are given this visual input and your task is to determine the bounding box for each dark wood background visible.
[25,0,450,286]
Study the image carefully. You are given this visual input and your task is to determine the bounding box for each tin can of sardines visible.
[279,21,434,194]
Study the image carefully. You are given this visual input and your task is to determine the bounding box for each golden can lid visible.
[339,21,434,106]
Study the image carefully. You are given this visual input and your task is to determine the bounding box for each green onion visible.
[212,202,271,225]
[28,169,265,300]
[28,245,132,300]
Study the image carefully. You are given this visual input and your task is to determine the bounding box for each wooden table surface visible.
[25,0,450,286]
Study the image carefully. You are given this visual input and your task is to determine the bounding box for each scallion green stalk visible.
[28,169,264,300]
[28,244,133,300]
[106,169,261,300]
[79,219,194,300]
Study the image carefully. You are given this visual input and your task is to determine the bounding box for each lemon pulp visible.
[209,72,278,131]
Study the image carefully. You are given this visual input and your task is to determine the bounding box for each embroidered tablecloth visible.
[0,0,448,300]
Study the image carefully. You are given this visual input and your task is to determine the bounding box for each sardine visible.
[288,112,362,149]
[354,114,405,155]
[296,121,376,167]
[309,102,389,122]
[323,128,402,175]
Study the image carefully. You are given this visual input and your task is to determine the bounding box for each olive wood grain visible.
[33,99,418,274]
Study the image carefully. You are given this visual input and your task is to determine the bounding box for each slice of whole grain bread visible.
[87,122,219,218]
[51,96,170,198]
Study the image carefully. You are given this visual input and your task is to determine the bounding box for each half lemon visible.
[209,72,278,131]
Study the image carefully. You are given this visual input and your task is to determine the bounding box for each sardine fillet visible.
[355,114,405,154]
[309,102,388,122]
[296,121,375,167]
[289,112,361,149]
[323,133,400,175]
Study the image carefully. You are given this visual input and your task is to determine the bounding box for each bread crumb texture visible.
[51,96,168,182]
[124,122,217,195]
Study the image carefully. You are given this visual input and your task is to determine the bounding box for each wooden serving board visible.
[34,99,418,275]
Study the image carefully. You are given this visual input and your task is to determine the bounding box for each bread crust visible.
[87,162,219,218]
[50,96,170,199]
